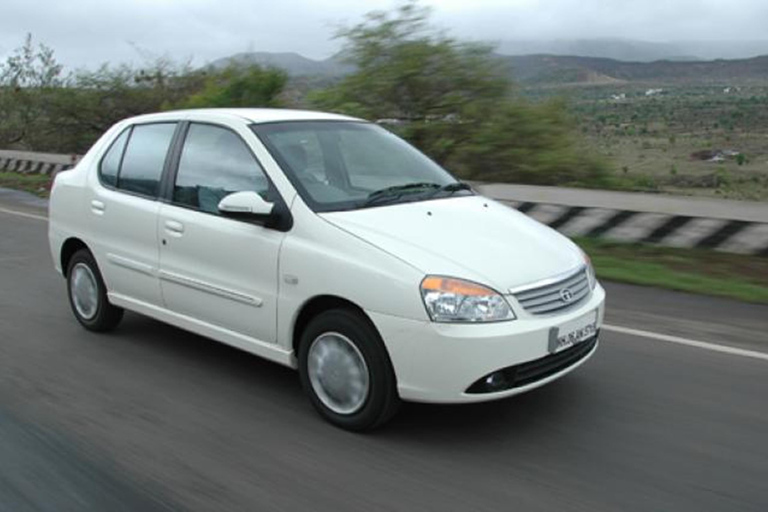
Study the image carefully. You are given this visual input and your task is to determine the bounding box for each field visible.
[524,82,768,200]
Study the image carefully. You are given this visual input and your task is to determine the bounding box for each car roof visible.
[124,108,362,125]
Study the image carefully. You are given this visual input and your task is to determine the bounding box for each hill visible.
[208,51,351,77]
[206,51,768,86]
[495,39,768,63]
[504,54,768,85]
[496,39,699,63]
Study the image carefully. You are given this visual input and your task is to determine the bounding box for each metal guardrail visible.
[472,183,768,256]
[0,150,79,175]
[2,150,767,256]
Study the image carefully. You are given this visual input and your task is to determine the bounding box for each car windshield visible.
[251,121,470,212]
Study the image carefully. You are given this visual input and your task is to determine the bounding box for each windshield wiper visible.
[363,182,441,207]
[426,181,473,198]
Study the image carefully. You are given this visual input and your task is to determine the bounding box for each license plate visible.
[548,310,598,354]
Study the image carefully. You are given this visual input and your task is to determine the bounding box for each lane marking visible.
[603,324,768,362]
[0,207,48,222]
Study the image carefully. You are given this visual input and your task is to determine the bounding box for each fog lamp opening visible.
[467,370,514,394]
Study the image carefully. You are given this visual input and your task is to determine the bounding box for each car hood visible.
[321,195,583,292]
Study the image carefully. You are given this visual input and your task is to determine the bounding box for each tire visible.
[298,308,400,431]
[66,249,124,332]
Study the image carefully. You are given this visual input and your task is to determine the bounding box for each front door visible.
[158,122,285,344]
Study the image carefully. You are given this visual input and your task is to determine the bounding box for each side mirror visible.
[218,191,274,219]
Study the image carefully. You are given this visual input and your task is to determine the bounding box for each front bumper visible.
[369,283,605,403]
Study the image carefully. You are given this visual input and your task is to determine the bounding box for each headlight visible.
[582,250,597,290]
[420,276,516,323]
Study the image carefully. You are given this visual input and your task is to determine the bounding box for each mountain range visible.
[505,54,768,85]
[209,50,768,86]
[494,39,768,63]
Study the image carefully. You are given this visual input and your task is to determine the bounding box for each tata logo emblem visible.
[559,288,574,303]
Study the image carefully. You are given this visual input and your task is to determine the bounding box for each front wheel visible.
[66,249,124,332]
[298,309,400,431]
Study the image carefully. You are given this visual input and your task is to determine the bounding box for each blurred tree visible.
[46,63,286,153]
[0,33,288,153]
[311,1,506,121]
[0,33,63,148]
[177,65,287,109]
[310,1,608,186]
[46,60,207,152]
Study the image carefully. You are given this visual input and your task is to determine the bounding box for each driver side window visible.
[173,123,270,214]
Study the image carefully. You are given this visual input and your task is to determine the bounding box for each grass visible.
[526,82,768,201]
[0,172,52,197]
[576,237,768,304]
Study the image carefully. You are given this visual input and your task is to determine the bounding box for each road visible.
[1,189,767,511]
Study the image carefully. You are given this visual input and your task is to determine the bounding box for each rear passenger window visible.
[173,123,270,214]
[99,128,129,187]
[118,123,176,198]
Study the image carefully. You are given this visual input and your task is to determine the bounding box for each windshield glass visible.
[251,121,469,212]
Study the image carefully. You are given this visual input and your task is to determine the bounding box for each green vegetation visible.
[526,83,768,200]
[0,172,51,197]
[0,3,607,189]
[577,237,768,304]
[0,35,288,154]
[178,65,287,109]
[0,34,63,150]
[311,2,608,186]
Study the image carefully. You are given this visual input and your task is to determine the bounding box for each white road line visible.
[0,207,48,221]
[603,324,768,362]
[1,203,766,362]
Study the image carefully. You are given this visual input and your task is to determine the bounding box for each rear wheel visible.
[66,249,123,332]
[298,309,400,431]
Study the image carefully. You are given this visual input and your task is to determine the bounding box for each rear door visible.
[88,122,178,307]
[157,122,286,344]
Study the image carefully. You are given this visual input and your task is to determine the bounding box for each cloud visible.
[2,0,767,71]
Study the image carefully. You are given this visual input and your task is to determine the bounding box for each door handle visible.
[164,220,185,235]
[91,200,105,214]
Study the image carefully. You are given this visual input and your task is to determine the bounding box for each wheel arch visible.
[291,295,377,355]
[60,237,90,277]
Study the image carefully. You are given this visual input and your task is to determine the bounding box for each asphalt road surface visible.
[1,189,767,512]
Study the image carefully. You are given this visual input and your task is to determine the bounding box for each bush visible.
[0,35,288,154]
[444,100,610,186]
[176,65,287,109]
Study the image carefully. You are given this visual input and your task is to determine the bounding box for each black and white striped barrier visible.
[0,150,77,176]
[506,201,768,257]
[0,157,73,175]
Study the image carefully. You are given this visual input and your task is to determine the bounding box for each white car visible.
[49,108,605,430]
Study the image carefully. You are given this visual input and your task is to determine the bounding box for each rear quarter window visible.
[117,123,177,198]
[98,128,130,187]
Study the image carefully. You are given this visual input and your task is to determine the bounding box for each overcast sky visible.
[2,0,768,71]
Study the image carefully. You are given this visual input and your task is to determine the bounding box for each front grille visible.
[513,335,597,388]
[466,335,598,394]
[513,267,591,316]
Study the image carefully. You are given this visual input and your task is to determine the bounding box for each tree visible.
[311,1,608,186]
[0,32,288,153]
[0,34,63,147]
[46,60,208,153]
[177,65,287,109]
[453,99,610,186]
[311,2,506,121]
